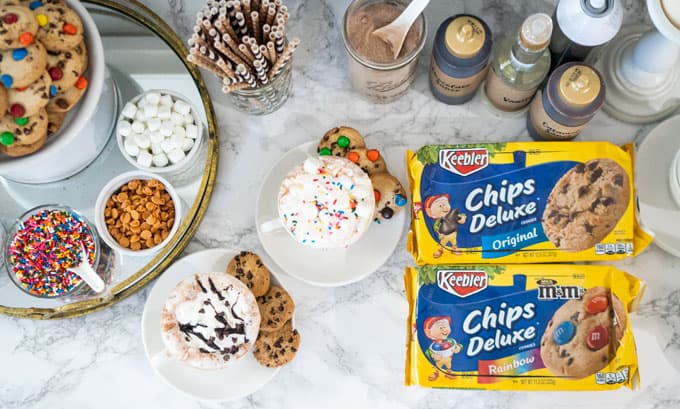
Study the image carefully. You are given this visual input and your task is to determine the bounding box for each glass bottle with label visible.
[484,13,553,113]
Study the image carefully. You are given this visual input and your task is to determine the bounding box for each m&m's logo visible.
[437,270,488,298]
[439,148,489,176]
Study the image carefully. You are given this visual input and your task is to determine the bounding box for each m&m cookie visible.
[370,172,408,221]
[317,126,366,157]
[7,70,51,117]
[345,148,388,175]
[540,287,627,378]
[0,41,46,88]
[33,3,83,51]
[0,5,38,50]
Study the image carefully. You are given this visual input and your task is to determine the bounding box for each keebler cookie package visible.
[406,142,652,264]
[404,264,644,390]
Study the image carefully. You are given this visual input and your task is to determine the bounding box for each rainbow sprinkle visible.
[8,209,97,297]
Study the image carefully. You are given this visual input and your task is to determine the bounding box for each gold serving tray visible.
[0,0,218,319]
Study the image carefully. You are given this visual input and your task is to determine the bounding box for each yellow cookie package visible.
[404,264,644,390]
[406,142,652,264]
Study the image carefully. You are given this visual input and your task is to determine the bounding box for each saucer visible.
[256,141,407,287]
[141,248,283,401]
[636,115,680,257]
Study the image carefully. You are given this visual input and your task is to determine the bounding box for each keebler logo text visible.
[439,148,489,176]
[437,270,488,297]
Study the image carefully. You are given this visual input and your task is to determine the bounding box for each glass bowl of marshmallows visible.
[116,90,203,174]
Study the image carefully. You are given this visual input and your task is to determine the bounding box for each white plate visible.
[256,141,407,287]
[141,248,281,401]
[636,115,680,257]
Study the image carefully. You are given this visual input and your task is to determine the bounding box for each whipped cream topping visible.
[175,275,249,356]
[278,156,375,248]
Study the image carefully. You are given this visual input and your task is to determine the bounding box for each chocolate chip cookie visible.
[370,172,408,221]
[46,47,84,92]
[253,321,300,368]
[346,147,388,175]
[45,81,85,113]
[540,287,627,378]
[0,106,47,146]
[541,159,630,251]
[317,126,366,157]
[7,70,51,117]
[226,251,271,297]
[257,285,294,333]
[0,41,47,88]
[0,5,38,50]
[33,3,84,51]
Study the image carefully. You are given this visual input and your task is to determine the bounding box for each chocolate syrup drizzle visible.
[177,276,249,360]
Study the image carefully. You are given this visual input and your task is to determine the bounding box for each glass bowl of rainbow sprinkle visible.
[4,205,103,299]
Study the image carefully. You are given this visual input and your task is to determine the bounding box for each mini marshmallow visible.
[150,142,163,155]
[149,131,164,144]
[134,109,146,121]
[158,106,172,120]
[118,120,132,137]
[134,133,151,149]
[170,112,184,125]
[159,94,173,107]
[144,92,161,105]
[173,100,191,115]
[124,139,139,157]
[152,153,169,167]
[160,121,173,136]
[185,124,198,139]
[168,148,186,164]
[161,139,174,154]
[172,126,186,138]
[180,138,194,152]
[142,104,158,119]
[170,133,185,149]
[137,151,153,168]
[121,102,137,119]
[131,120,145,133]
[182,113,194,125]
[147,117,161,132]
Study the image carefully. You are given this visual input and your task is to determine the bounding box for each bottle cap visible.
[558,65,601,107]
[519,13,553,52]
[662,0,680,29]
[445,16,486,58]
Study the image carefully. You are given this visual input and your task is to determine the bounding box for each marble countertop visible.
[2,0,680,408]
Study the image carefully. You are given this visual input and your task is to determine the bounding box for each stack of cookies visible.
[227,251,300,368]
[317,126,408,221]
[0,0,88,158]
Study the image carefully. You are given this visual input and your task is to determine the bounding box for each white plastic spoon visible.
[67,243,105,293]
[371,0,430,60]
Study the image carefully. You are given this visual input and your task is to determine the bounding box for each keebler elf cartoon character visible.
[423,316,462,381]
[423,194,467,258]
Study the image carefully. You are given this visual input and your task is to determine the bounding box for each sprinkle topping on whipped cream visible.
[278,156,375,248]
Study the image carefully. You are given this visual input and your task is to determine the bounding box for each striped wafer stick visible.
[266,4,276,27]
[251,11,261,43]
[213,40,250,69]
[251,43,268,71]
[235,12,248,36]
[274,30,285,54]
[237,64,257,88]
[266,41,277,65]
[216,58,237,78]
[262,24,271,43]
[260,44,271,63]
[220,33,247,62]
[223,82,250,93]
[268,38,298,79]
[238,43,256,64]
[253,60,269,84]
[188,53,225,78]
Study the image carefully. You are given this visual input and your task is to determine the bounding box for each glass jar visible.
[226,60,293,115]
[4,205,114,300]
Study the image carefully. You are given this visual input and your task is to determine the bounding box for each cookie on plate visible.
[33,2,84,51]
[253,321,300,368]
[226,251,271,297]
[7,70,52,117]
[0,5,39,50]
[370,172,407,221]
[542,159,630,251]
[317,126,365,157]
[0,41,47,88]
[257,285,294,333]
[0,124,47,157]
[345,148,388,175]
[45,79,86,113]
[0,106,47,146]
[540,287,627,378]
[46,47,84,92]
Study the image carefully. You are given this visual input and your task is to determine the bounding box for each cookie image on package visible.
[541,159,630,251]
[540,287,627,378]
[317,126,365,157]
[226,250,271,297]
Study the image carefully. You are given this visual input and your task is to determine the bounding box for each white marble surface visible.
[2,0,680,408]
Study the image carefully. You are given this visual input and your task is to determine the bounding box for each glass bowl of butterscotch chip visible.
[94,171,183,257]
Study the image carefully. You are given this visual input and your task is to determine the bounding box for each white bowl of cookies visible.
[0,0,115,184]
